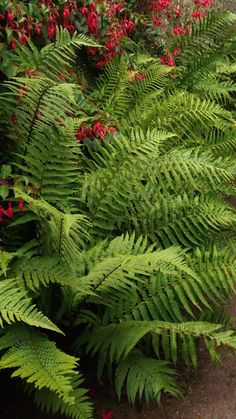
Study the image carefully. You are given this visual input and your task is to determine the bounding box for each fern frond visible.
[115,350,180,404]
[14,191,90,265]
[0,251,16,276]
[32,375,93,419]
[0,278,61,332]
[84,320,236,366]
[12,29,99,80]
[0,325,78,404]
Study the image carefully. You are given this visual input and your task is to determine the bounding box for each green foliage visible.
[1,9,236,417]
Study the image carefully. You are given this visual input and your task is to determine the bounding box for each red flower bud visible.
[11,39,16,50]
[173,48,180,57]
[35,25,42,35]
[108,126,115,135]
[18,198,24,212]
[7,201,13,219]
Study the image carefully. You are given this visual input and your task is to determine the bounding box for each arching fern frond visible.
[0,278,61,332]
[11,29,99,80]
[84,320,236,366]
[32,375,93,419]
[115,350,180,404]
[0,325,78,404]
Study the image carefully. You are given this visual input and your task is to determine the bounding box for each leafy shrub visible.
[1,7,236,419]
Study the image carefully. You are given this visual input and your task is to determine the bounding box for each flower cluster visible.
[0,198,24,223]
[0,0,216,71]
[76,120,115,143]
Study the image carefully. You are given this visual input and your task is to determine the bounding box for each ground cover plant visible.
[1,3,236,419]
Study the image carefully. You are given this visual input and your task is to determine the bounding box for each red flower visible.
[108,126,115,135]
[0,202,14,220]
[63,5,70,20]
[123,18,134,33]
[87,10,98,33]
[160,55,166,64]
[173,48,180,57]
[100,409,113,419]
[18,198,24,212]
[58,73,66,80]
[6,9,13,26]
[7,201,13,219]
[19,34,27,45]
[93,121,107,138]
[87,47,97,56]
[154,17,162,26]
[11,39,16,50]
[0,13,5,20]
[35,25,42,35]
[167,58,175,67]
[76,127,86,142]
[81,5,89,15]
[173,26,185,35]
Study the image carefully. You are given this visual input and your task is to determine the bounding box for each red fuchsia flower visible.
[87,10,98,33]
[18,33,27,45]
[96,58,107,67]
[11,39,16,50]
[18,198,24,212]
[154,17,162,26]
[87,47,97,56]
[63,5,70,20]
[7,201,13,218]
[58,73,66,80]
[81,5,89,15]
[100,409,113,419]
[6,9,14,26]
[173,48,180,57]
[167,58,175,66]
[173,26,185,35]
[35,25,42,35]
[161,55,166,64]
[175,6,181,16]
[0,201,14,220]
[123,18,134,33]
[191,9,205,19]
[93,120,107,138]
[108,126,115,135]
[76,127,86,142]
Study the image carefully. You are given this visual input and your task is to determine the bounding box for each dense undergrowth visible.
[1,3,236,419]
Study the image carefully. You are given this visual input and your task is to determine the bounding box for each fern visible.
[0,278,61,332]
[115,350,181,404]
[0,325,79,404]
[11,29,99,80]
[1,9,236,414]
